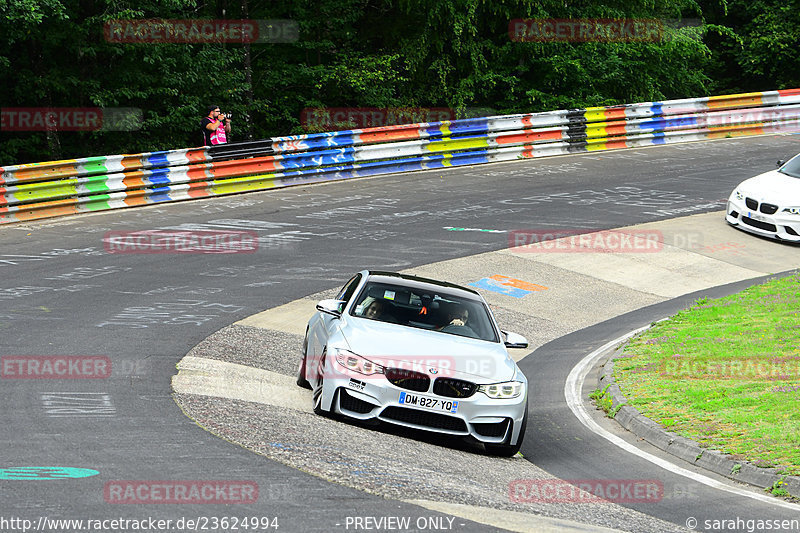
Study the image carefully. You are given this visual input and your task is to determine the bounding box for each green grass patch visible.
[590,384,613,415]
[614,271,800,475]
[589,383,624,418]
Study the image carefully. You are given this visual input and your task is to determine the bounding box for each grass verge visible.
[613,271,800,476]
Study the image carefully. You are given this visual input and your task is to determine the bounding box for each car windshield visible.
[350,281,499,343]
[779,156,800,179]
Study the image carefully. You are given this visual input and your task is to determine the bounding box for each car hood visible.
[736,170,800,204]
[337,316,518,383]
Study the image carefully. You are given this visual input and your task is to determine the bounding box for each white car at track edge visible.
[297,270,529,457]
[726,153,800,242]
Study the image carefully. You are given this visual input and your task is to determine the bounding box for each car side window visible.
[336,274,362,305]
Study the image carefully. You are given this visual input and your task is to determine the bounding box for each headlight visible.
[782,207,800,216]
[478,381,524,399]
[334,348,384,375]
[734,190,744,201]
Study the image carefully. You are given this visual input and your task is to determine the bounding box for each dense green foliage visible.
[0,0,797,165]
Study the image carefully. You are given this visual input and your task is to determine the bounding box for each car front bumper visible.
[321,364,528,446]
[725,197,800,242]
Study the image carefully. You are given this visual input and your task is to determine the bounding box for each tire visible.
[312,374,326,415]
[485,403,528,457]
[312,349,330,416]
[296,335,312,389]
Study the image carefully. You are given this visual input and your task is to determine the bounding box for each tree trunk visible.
[241,0,255,140]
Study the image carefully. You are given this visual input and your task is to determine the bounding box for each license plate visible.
[748,211,767,222]
[398,391,458,413]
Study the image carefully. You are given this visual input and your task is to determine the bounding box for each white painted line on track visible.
[172,356,311,410]
[405,499,623,533]
[565,327,800,511]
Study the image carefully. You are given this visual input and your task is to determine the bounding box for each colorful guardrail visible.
[2,89,799,224]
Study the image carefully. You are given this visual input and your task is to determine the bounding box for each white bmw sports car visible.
[298,271,530,456]
[726,153,800,242]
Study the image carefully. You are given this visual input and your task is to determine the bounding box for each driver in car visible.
[438,306,469,329]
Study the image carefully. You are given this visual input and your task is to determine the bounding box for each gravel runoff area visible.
[173,310,686,532]
[174,390,684,533]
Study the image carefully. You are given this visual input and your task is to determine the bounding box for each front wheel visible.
[312,349,332,416]
[312,376,338,418]
[485,403,528,457]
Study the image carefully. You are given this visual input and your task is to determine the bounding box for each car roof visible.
[364,270,483,300]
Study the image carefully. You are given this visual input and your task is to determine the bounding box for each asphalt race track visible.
[1,135,799,532]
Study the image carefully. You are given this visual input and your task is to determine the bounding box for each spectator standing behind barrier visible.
[201,105,231,145]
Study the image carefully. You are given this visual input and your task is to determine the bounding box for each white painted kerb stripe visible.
[565,327,799,511]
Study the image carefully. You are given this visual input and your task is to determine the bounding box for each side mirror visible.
[777,160,786,168]
[316,299,345,318]
[502,330,528,349]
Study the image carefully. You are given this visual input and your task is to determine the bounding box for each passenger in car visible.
[362,299,397,323]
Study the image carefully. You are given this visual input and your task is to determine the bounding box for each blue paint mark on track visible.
[468,278,531,298]
[0,467,100,480]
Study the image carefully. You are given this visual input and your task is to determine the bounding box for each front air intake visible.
[384,368,430,392]
[742,217,777,232]
[433,378,477,398]
[760,203,778,215]
[339,389,375,414]
[380,406,467,432]
[473,419,510,438]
